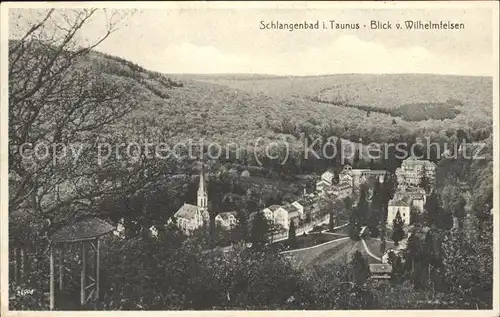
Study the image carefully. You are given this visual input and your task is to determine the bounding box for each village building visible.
[338,164,386,189]
[369,264,393,280]
[395,155,436,186]
[315,179,331,192]
[296,196,318,222]
[387,185,427,225]
[113,218,126,238]
[291,201,304,216]
[381,249,404,264]
[387,196,411,225]
[283,203,304,227]
[316,170,337,192]
[273,206,289,229]
[149,225,158,238]
[324,181,353,199]
[339,170,353,184]
[215,211,238,229]
[321,170,335,184]
[171,168,210,235]
[400,186,426,212]
[257,205,288,229]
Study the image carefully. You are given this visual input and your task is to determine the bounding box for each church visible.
[171,167,210,235]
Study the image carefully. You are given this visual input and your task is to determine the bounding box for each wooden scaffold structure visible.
[48,217,115,310]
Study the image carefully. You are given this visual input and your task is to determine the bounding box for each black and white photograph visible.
[1,1,498,313]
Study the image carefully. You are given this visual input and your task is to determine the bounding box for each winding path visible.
[361,238,382,262]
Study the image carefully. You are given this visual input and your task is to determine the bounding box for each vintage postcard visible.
[1,1,499,316]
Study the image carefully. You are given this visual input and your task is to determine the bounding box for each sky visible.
[8,5,496,76]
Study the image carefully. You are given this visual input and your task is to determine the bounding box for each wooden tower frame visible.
[48,218,114,310]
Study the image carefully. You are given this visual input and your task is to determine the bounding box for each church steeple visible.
[197,167,205,198]
[197,164,208,220]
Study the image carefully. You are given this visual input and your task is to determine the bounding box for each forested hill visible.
[83,52,493,151]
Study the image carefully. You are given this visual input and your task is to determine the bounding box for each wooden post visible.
[49,247,55,310]
[80,241,87,306]
[13,248,19,284]
[95,238,100,300]
[20,248,25,281]
[59,245,64,290]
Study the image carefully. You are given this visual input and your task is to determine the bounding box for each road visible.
[287,236,387,269]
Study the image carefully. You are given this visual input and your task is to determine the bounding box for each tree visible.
[7,9,151,300]
[380,173,397,206]
[288,221,298,249]
[334,137,342,168]
[348,213,361,241]
[404,234,421,274]
[352,148,361,168]
[329,212,335,231]
[343,196,353,213]
[379,233,386,255]
[350,250,370,285]
[419,165,431,193]
[442,220,493,308]
[234,208,248,242]
[8,7,181,253]
[391,210,405,246]
[409,205,422,225]
[441,185,466,228]
[424,191,453,230]
[355,185,370,225]
[422,230,438,290]
[367,181,383,237]
[250,212,269,250]
[387,251,404,282]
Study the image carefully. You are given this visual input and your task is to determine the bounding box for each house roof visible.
[296,199,306,205]
[369,264,393,274]
[285,204,299,212]
[389,199,411,207]
[284,204,300,218]
[217,211,237,220]
[391,186,425,206]
[389,193,412,207]
[267,205,281,212]
[291,201,303,208]
[50,217,115,243]
[174,203,200,220]
[316,179,331,187]
[334,181,352,189]
[322,171,335,178]
[402,156,437,168]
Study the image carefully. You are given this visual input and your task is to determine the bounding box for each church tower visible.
[197,165,209,222]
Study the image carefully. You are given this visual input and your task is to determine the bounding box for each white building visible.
[149,225,158,238]
[321,171,335,184]
[387,185,427,226]
[273,206,289,229]
[283,203,304,227]
[316,170,336,192]
[215,211,238,229]
[325,181,353,199]
[396,155,436,186]
[113,218,125,238]
[291,201,305,217]
[387,197,411,226]
[262,205,278,221]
